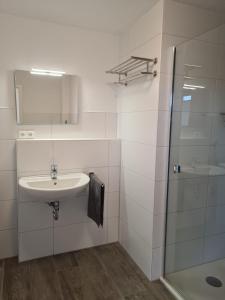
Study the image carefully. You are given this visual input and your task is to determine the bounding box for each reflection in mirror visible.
[14,70,79,125]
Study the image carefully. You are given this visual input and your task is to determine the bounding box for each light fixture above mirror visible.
[30,68,66,77]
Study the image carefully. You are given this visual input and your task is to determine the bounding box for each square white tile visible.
[54,221,107,254]
[17,140,53,174]
[109,140,121,167]
[53,140,108,170]
[0,109,16,139]
[165,238,204,273]
[107,192,119,218]
[0,200,17,230]
[19,228,53,262]
[0,171,16,201]
[107,217,119,243]
[0,140,16,171]
[108,166,120,192]
[0,229,17,259]
[166,209,205,244]
[18,202,53,232]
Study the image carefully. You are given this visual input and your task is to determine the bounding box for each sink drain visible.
[206,276,223,287]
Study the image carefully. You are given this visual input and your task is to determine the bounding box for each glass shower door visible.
[164,24,225,300]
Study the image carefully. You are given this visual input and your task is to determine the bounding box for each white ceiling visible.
[0,0,158,34]
[176,0,225,12]
[0,0,224,34]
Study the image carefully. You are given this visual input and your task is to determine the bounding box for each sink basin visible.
[19,173,90,201]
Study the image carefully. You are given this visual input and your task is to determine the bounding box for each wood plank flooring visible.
[0,243,175,300]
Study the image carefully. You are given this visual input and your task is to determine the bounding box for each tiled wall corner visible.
[118,0,164,280]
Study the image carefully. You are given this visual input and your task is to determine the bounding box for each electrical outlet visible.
[18,130,35,139]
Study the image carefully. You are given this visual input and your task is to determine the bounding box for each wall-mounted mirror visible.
[14,70,79,125]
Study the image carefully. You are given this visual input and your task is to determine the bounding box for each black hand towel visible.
[88,172,105,227]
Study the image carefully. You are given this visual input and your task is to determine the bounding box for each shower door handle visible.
[173,164,181,173]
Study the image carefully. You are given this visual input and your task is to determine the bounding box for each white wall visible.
[0,13,119,258]
[118,0,225,281]
[17,139,120,261]
[1,0,224,277]
[118,0,164,280]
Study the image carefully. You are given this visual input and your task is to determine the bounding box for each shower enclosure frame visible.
[160,46,185,300]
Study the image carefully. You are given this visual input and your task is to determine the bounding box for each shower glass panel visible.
[164,23,225,300]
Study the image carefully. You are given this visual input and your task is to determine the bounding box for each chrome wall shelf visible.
[106,56,157,86]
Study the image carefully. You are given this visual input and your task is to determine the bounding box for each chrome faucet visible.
[51,164,57,180]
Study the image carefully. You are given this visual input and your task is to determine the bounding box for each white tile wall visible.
[204,233,225,262]
[109,140,121,166]
[119,219,152,276]
[163,0,223,39]
[120,0,225,281]
[120,192,153,246]
[120,167,155,213]
[18,202,53,232]
[52,113,105,139]
[172,76,216,113]
[53,195,89,227]
[119,111,158,145]
[167,209,205,244]
[154,180,167,215]
[53,221,107,255]
[207,176,225,207]
[19,229,53,262]
[155,146,169,181]
[0,109,16,139]
[165,238,204,273]
[211,115,225,146]
[205,206,225,236]
[107,192,120,218]
[121,141,156,180]
[0,70,15,109]
[152,213,165,249]
[118,0,164,280]
[0,229,17,258]
[0,140,16,171]
[17,138,120,261]
[168,177,207,212]
[0,0,223,283]
[116,0,225,280]
[0,11,118,260]
[107,217,119,243]
[119,1,163,58]
[106,113,118,139]
[53,140,108,170]
[108,167,120,192]
[176,41,219,79]
[0,109,17,259]
[0,200,17,230]
[17,140,53,174]
[171,112,212,146]
[0,171,16,201]
[162,1,225,277]
[117,75,160,113]
[151,247,164,280]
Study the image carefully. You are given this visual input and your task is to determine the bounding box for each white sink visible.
[19,173,90,201]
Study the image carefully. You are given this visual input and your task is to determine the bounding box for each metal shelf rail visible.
[106,56,157,86]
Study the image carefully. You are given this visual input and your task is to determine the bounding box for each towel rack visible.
[106,56,157,86]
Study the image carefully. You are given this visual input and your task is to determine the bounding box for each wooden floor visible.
[0,243,174,300]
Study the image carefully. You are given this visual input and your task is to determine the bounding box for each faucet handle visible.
[51,164,57,171]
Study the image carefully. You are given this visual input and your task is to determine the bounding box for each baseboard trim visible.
[160,276,185,300]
